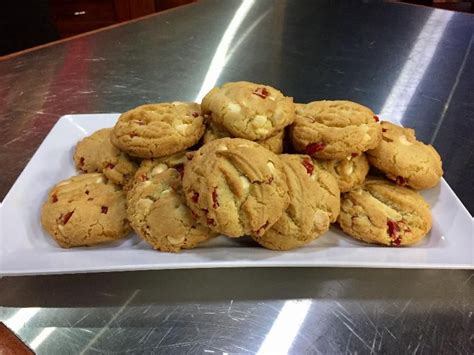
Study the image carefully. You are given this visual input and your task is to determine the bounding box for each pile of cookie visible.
[41,81,443,252]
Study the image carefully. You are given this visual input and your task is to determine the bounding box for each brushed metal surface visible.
[0,0,473,354]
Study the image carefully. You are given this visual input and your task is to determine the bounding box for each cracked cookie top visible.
[74,128,138,186]
[182,138,290,238]
[252,155,340,250]
[337,177,432,246]
[366,121,443,190]
[201,81,295,140]
[111,102,205,158]
[289,100,382,159]
[127,154,215,252]
[40,173,130,248]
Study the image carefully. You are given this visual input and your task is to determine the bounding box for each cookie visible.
[203,122,284,154]
[201,81,295,140]
[74,128,138,186]
[128,151,189,190]
[289,100,382,159]
[203,121,230,143]
[183,138,290,238]
[41,173,130,248]
[366,121,443,190]
[259,130,284,154]
[337,177,432,246]
[252,155,340,250]
[313,153,369,192]
[127,157,214,252]
[111,102,205,158]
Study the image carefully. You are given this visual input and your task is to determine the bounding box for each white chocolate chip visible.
[228,103,241,112]
[167,235,185,245]
[58,224,64,233]
[399,135,413,146]
[161,188,171,196]
[138,198,154,212]
[217,145,228,151]
[96,177,105,184]
[267,161,276,174]
[175,123,190,134]
[151,163,168,176]
[361,123,372,141]
[240,176,250,193]
[314,211,330,228]
[344,164,354,175]
[267,96,275,101]
[142,181,152,187]
[252,115,268,128]
[256,128,269,136]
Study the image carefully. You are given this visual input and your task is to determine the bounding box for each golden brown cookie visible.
[259,130,284,154]
[128,151,189,191]
[313,153,369,192]
[201,81,295,140]
[41,173,130,248]
[111,102,205,158]
[203,122,284,154]
[252,155,340,250]
[337,177,432,246]
[182,138,290,238]
[289,100,382,159]
[74,128,138,186]
[203,121,230,143]
[127,157,214,252]
[366,121,443,190]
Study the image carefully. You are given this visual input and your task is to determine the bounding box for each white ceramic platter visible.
[0,114,472,275]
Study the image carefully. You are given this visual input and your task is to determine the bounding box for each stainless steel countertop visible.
[1,0,473,353]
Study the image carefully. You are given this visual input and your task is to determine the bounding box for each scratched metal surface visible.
[0,0,473,354]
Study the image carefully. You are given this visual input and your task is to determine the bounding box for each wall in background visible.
[0,0,196,57]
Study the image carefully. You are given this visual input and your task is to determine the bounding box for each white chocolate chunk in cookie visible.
[137,198,154,212]
[151,163,168,176]
[252,115,268,128]
[161,188,171,196]
[267,161,276,174]
[399,135,413,146]
[167,235,185,245]
[176,123,190,134]
[228,103,241,112]
[256,128,269,135]
[240,175,250,193]
[345,164,354,175]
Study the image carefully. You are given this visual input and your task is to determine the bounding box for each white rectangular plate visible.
[1,114,472,275]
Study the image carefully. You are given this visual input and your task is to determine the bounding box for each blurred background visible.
[1,0,472,57]
[0,0,196,56]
